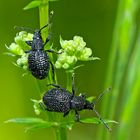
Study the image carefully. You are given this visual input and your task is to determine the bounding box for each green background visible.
[0,0,140,140]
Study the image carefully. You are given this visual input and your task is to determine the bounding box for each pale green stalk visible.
[96,0,139,139]
[39,1,67,140]
[116,31,140,140]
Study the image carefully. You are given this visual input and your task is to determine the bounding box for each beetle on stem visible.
[15,24,59,80]
[42,73,112,131]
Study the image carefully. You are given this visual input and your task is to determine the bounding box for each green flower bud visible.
[79,48,92,60]
[73,36,86,49]
[55,36,99,70]
[55,61,62,69]
[16,54,28,69]
[8,43,24,55]
[67,56,77,64]
[7,31,34,72]
[27,33,34,41]
[31,99,43,115]
[62,63,69,69]
[58,53,68,63]
[15,31,33,47]
[23,65,28,70]
[15,31,27,43]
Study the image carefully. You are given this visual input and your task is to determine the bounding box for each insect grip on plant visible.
[42,73,112,131]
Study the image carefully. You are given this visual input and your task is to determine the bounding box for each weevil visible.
[42,74,112,131]
[25,24,57,80]
[15,24,58,80]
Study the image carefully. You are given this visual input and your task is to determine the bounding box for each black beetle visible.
[24,24,57,80]
[15,24,58,80]
[42,74,111,131]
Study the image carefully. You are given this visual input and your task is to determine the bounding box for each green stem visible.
[55,128,67,140]
[66,72,72,92]
[39,1,67,140]
[96,0,140,139]
[39,0,53,84]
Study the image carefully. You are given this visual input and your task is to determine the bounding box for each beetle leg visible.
[39,102,47,110]
[79,93,87,99]
[46,49,61,54]
[44,33,51,46]
[75,110,80,121]
[92,108,112,131]
[49,61,55,83]
[26,41,33,46]
[63,111,70,117]
[39,24,48,32]
[25,50,31,53]
[72,73,76,97]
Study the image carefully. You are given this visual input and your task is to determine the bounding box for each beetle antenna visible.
[92,87,111,106]
[14,26,34,32]
[92,108,112,131]
[39,24,48,32]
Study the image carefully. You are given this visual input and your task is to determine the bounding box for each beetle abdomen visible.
[28,50,50,79]
[43,88,72,113]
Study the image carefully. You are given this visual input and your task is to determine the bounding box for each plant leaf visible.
[31,99,45,115]
[80,117,118,124]
[86,96,96,102]
[23,1,42,10]
[5,118,46,124]
[89,57,100,61]
[74,64,85,70]
[25,122,55,132]
[3,52,16,57]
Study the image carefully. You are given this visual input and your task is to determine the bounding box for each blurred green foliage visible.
[0,0,140,140]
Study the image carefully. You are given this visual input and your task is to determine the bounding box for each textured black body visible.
[43,86,92,117]
[28,50,50,79]
[25,25,52,80]
[42,83,111,131]
[43,88,72,113]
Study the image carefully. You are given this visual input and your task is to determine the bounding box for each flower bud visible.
[62,63,69,69]
[55,36,99,70]
[55,61,62,69]
[16,54,28,69]
[7,31,33,71]
[8,43,24,56]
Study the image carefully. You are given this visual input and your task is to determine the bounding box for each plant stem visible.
[39,1,67,140]
[39,0,53,84]
[116,31,140,140]
[55,128,67,140]
[66,72,72,92]
[96,0,139,139]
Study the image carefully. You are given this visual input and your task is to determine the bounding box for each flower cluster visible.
[6,31,33,70]
[55,36,99,69]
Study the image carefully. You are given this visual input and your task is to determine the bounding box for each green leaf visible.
[25,122,55,132]
[89,57,100,61]
[31,99,43,115]
[59,35,64,46]
[5,118,75,132]
[5,118,57,132]
[73,64,84,70]
[80,117,118,124]
[23,1,42,10]
[3,52,16,57]
[5,118,46,124]
[86,96,96,102]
